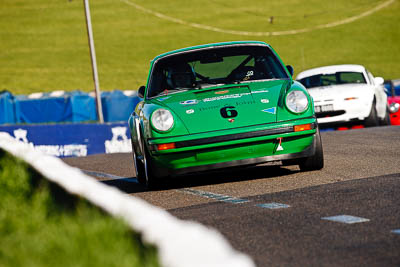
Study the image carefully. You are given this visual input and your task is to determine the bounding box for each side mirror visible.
[374,77,384,85]
[286,65,294,77]
[138,86,145,98]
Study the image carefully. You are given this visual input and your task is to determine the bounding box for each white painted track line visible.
[120,0,395,36]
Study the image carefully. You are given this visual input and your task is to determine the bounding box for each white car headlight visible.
[389,102,400,113]
[151,109,174,131]
[286,90,309,113]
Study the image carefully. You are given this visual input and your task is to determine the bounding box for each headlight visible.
[286,90,309,113]
[151,109,174,131]
[389,102,400,113]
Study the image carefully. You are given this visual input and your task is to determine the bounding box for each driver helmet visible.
[167,63,196,89]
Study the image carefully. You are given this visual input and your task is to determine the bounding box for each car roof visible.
[296,64,367,80]
[151,41,270,62]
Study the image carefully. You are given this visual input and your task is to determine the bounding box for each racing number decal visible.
[220,106,238,118]
[247,70,254,76]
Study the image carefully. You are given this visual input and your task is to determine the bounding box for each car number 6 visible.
[220,106,238,118]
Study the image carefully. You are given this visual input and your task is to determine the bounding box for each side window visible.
[265,55,286,79]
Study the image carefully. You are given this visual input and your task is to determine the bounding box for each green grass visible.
[0,149,159,267]
[0,0,399,95]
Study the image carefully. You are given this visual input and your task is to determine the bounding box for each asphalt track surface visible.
[63,126,400,266]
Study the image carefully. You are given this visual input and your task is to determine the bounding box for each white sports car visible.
[296,64,390,127]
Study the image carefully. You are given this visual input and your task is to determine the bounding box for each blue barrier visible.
[15,94,74,124]
[70,91,97,122]
[0,122,132,157]
[0,90,140,125]
[101,90,141,122]
[0,91,16,124]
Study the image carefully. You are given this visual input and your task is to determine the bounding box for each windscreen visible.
[147,45,289,97]
[298,72,366,89]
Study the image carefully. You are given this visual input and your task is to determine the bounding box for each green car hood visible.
[152,80,289,135]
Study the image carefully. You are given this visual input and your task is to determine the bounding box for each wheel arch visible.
[129,112,145,157]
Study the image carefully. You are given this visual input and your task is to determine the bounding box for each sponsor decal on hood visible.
[261,107,276,114]
[180,99,199,105]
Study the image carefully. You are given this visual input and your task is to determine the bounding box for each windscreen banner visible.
[0,122,132,157]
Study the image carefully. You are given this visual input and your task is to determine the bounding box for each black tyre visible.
[299,128,324,171]
[364,102,379,127]
[379,106,391,126]
[140,138,160,189]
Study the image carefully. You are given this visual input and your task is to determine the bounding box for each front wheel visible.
[140,138,161,189]
[379,106,391,126]
[364,102,379,127]
[299,128,324,171]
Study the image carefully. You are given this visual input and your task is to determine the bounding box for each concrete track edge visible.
[0,132,255,267]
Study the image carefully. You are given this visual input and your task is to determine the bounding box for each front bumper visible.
[166,140,316,176]
[146,118,318,177]
[314,98,372,124]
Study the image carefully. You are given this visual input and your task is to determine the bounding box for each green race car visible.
[129,41,323,188]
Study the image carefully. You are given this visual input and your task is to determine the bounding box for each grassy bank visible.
[0,149,159,267]
[1,0,399,94]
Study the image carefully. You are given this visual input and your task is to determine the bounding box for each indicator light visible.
[294,123,312,132]
[157,143,176,150]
